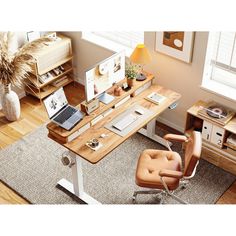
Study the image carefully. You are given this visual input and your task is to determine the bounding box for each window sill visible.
[201,80,236,102]
[81,33,132,57]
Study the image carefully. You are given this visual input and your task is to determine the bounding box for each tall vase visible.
[1,84,20,121]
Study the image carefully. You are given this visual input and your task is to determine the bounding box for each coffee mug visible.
[89,138,99,148]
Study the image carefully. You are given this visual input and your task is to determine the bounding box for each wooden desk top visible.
[47,72,154,142]
[47,84,181,164]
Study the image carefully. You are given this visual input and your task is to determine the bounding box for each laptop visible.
[43,87,84,130]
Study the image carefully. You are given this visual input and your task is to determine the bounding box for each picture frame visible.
[155,32,195,63]
[26,31,41,42]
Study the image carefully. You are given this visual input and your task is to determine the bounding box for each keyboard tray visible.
[104,105,154,137]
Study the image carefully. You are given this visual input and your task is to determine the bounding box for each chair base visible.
[132,189,165,204]
[132,189,187,204]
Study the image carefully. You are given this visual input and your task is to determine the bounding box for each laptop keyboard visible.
[54,106,77,124]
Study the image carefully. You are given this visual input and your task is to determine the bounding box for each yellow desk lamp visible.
[129,44,151,81]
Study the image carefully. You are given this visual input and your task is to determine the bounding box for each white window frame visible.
[201,32,236,101]
[82,32,144,57]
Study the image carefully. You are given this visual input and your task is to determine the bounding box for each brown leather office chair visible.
[133,131,202,204]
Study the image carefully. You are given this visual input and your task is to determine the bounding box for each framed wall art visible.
[26,31,41,42]
[155,32,195,63]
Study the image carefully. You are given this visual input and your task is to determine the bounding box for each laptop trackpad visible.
[67,115,81,124]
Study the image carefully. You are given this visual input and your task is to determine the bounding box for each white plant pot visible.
[1,84,20,121]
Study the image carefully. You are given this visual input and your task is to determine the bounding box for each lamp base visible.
[136,73,147,81]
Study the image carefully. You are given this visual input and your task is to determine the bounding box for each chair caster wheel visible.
[181,185,187,190]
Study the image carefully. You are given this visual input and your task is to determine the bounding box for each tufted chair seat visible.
[133,131,202,204]
[136,149,182,190]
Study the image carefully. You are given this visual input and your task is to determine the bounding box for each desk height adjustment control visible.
[168,102,178,110]
[61,151,75,168]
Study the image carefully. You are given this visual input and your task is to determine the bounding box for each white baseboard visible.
[156,116,184,133]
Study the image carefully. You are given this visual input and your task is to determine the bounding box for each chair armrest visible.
[163,134,188,143]
[159,169,183,179]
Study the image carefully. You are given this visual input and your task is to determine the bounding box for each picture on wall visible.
[155,32,195,63]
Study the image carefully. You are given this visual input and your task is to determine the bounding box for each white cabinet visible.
[202,120,213,141]
[24,34,74,101]
[211,125,225,148]
[202,120,225,148]
[185,101,236,175]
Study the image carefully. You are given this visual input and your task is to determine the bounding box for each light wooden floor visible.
[0,83,235,204]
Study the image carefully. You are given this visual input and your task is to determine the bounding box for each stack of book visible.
[145,92,166,105]
[52,76,68,87]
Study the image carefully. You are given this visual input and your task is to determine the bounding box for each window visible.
[202,32,236,100]
[82,31,144,56]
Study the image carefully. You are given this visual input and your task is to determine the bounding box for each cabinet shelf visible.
[24,34,74,101]
[28,62,73,89]
[223,142,236,151]
[35,56,73,76]
[185,100,236,175]
[25,76,74,100]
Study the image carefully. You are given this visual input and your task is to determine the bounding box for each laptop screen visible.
[43,87,68,119]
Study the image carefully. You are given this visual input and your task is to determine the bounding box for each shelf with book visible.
[25,75,74,100]
[24,34,74,101]
[27,60,73,89]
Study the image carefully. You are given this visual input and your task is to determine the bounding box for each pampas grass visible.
[0,32,51,87]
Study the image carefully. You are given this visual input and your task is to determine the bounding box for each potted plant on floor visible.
[125,62,139,87]
[0,32,51,121]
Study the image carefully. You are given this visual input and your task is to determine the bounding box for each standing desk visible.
[47,73,181,204]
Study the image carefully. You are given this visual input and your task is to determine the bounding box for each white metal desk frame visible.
[57,115,173,204]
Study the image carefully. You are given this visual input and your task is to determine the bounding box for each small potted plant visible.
[125,62,139,87]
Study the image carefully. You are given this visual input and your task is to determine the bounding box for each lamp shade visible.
[130,44,151,64]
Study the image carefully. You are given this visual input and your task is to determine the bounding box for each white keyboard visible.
[113,113,138,131]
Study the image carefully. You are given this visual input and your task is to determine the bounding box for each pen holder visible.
[87,138,99,148]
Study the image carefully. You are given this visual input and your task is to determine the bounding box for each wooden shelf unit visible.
[25,75,74,100]
[185,100,236,175]
[24,35,74,100]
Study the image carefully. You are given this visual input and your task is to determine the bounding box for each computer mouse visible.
[100,133,108,138]
[135,108,144,115]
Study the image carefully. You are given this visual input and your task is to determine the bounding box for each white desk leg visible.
[57,152,101,204]
[138,118,171,149]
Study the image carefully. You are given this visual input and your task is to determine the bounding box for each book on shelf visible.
[39,72,54,84]
[145,92,166,105]
[52,76,68,87]
[227,134,236,147]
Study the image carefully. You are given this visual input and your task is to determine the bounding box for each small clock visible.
[98,63,108,75]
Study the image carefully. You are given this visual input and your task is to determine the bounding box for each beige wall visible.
[62,31,235,132]
[61,32,114,82]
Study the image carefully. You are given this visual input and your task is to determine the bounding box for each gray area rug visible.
[0,124,235,204]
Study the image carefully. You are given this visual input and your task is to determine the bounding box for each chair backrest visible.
[183,131,202,177]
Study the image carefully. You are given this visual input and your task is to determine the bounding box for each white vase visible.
[1,84,20,121]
